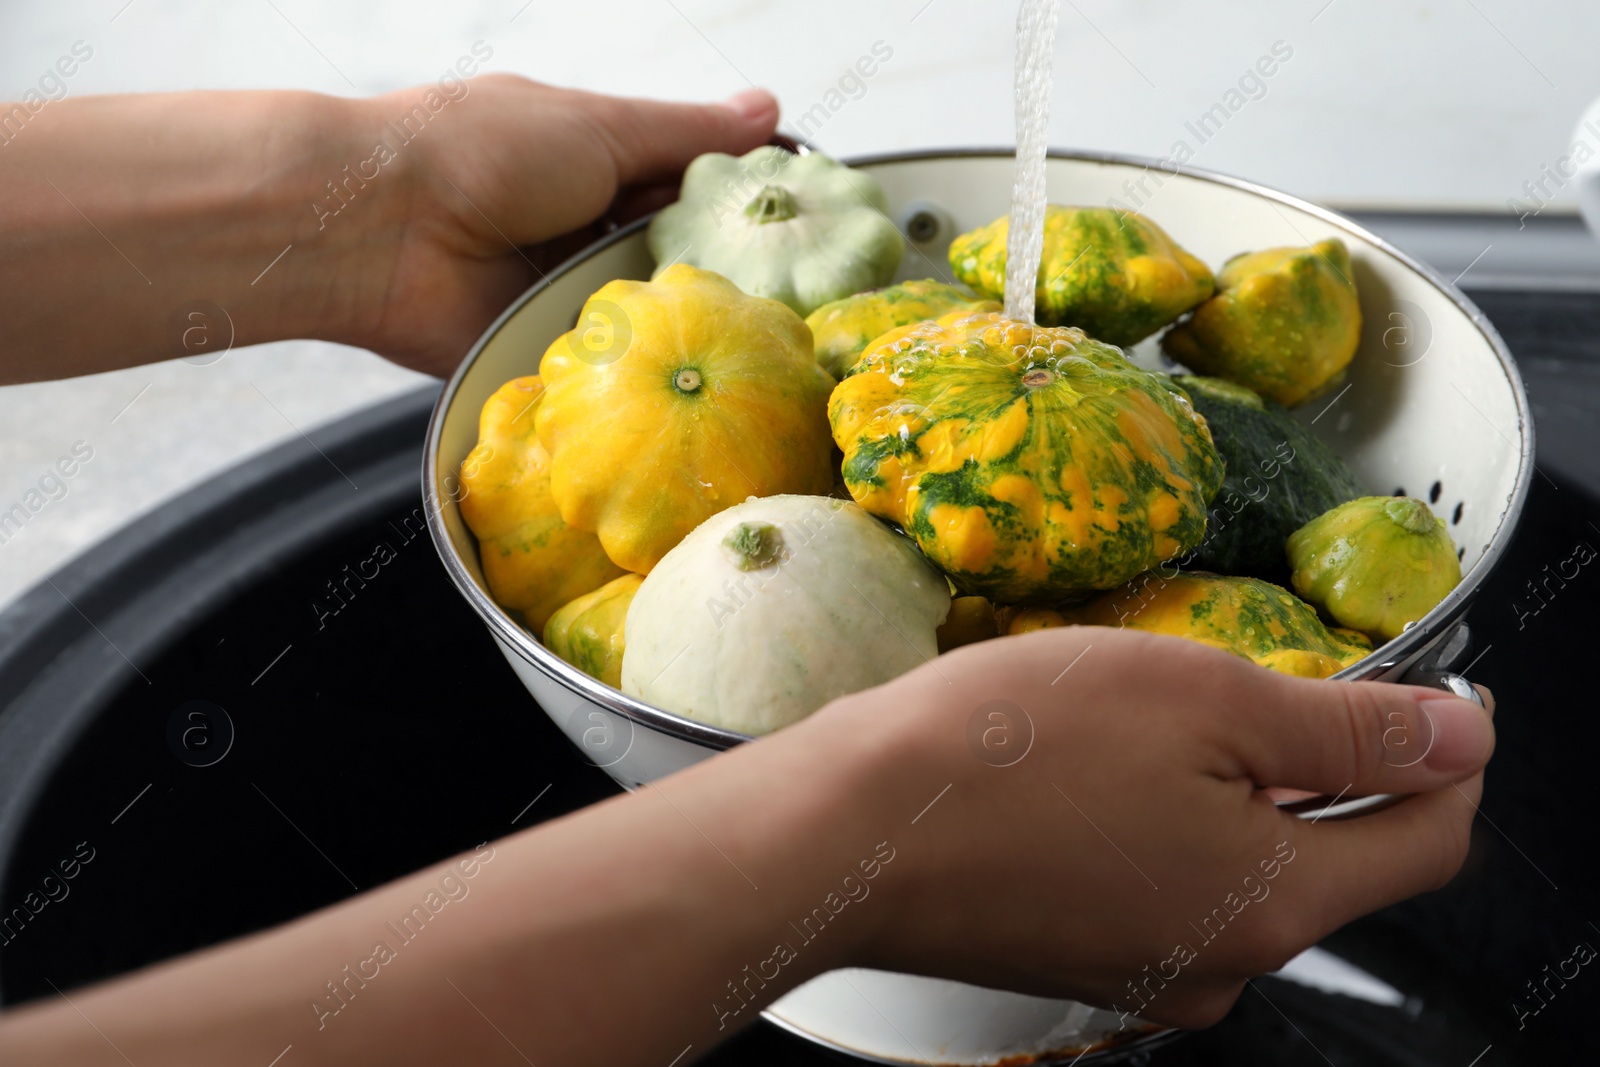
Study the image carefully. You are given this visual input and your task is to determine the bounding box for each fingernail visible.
[1418,697,1494,774]
[722,88,775,120]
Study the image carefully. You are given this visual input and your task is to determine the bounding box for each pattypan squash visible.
[647,147,904,317]
[459,376,627,633]
[621,495,950,735]
[536,264,837,574]
[1064,571,1372,678]
[805,279,999,378]
[948,205,1214,345]
[937,594,1002,652]
[1162,239,1362,407]
[1006,607,1068,635]
[1286,496,1461,641]
[829,310,1224,603]
[543,573,644,688]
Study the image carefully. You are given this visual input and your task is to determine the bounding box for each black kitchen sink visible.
[1,288,1597,1064]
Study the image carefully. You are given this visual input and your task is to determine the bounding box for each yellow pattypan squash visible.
[459,376,627,633]
[536,265,838,573]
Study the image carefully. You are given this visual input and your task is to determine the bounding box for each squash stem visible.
[743,184,799,224]
[722,521,786,570]
[1383,497,1437,534]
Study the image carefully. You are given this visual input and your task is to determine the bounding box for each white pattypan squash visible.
[620,495,950,735]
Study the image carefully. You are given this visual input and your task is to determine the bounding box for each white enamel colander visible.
[424,150,1533,1065]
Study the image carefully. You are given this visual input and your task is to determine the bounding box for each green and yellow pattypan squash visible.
[1064,571,1372,678]
[948,205,1214,345]
[1163,239,1362,407]
[459,376,628,634]
[543,573,644,688]
[646,147,904,317]
[829,310,1224,603]
[621,495,950,735]
[805,279,999,378]
[536,264,837,574]
[1286,496,1461,641]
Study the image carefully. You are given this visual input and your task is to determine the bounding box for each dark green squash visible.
[1173,375,1364,581]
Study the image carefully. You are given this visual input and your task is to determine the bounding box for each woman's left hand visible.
[333,76,779,376]
[0,77,776,382]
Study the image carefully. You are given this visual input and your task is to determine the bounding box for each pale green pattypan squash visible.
[647,147,904,317]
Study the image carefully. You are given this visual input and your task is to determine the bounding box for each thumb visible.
[580,87,780,186]
[1222,671,1495,798]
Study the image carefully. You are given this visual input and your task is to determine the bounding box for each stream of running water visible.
[1002,0,1062,325]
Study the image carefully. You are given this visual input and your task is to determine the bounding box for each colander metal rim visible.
[422,146,1536,759]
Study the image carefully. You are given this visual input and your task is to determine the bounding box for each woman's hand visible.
[798,627,1493,1029]
[0,78,777,383]
[0,627,1493,1067]
[334,76,779,376]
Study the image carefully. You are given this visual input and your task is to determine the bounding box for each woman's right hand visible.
[0,625,1493,1067]
[797,626,1493,1029]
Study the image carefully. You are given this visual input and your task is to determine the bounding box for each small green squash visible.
[543,574,644,688]
[947,205,1214,345]
[1162,239,1362,407]
[805,279,999,378]
[1173,375,1364,581]
[647,147,904,317]
[620,495,950,735]
[1287,496,1461,641]
[1063,571,1372,678]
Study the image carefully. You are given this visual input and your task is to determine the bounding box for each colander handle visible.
[1399,668,1485,707]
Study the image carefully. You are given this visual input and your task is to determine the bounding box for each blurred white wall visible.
[0,0,1591,607]
[4,0,1593,211]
